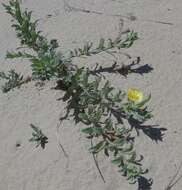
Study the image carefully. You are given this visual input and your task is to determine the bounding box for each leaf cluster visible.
[29,124,48,149]
[3,0,139,81]
[3,0,40,50]
[68,31,138,58]
[3,0,65,80]
[0,69,23,93]
[60,69,151,183]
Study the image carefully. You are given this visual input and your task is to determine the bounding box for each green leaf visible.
[15,0,23,24]
[136,94,151,108]
[89,141,105,153]
[29,124,48,149]
[122,143,134,153]
[113,138,125,147]
[6,51,35,59]
[105,118,113,130]
[111,156,123,165]
[97,38,105,50]
[94,110,102,122]
[78,113,89,121]
[104,148,109,157]
[93,127,103,135]
[81,127,93,134]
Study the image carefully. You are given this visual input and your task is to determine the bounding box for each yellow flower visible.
[128,88,144,103]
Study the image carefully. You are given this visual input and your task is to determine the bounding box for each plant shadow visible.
[90,57,153,77]
[128,119,167,142]
[138,176,153,190]
[110,109,166,142]
[135,125,167,142]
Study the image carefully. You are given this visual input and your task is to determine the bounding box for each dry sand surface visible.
[1,0,182,190]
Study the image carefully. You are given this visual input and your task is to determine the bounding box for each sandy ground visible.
[1,0,182,190]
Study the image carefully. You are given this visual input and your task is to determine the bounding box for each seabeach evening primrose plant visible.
[1,0,154,186]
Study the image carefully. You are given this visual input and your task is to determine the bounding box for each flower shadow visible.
[128,118,167,142]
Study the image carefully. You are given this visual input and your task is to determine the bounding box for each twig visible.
[91,139,106,183]
[62,0,173,26]
[56,124,69,158]
[165,162,182,190]
[141,19,173,26]
[63,0,102,14]
[58,141,69,158]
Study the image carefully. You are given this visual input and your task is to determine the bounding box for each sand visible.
[0,0,182,190]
